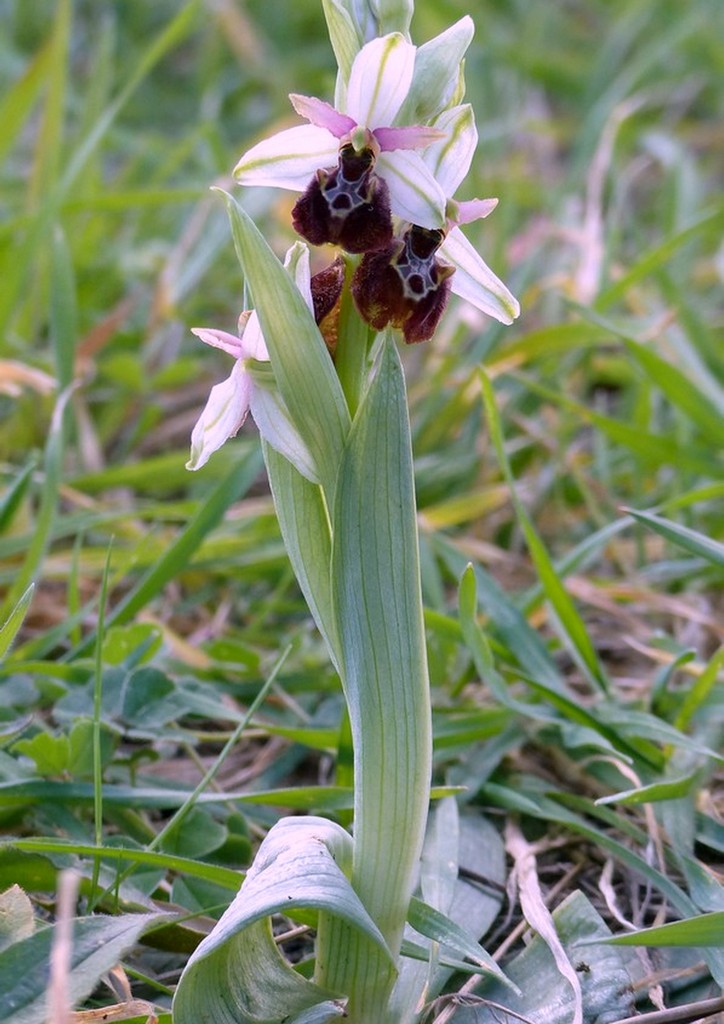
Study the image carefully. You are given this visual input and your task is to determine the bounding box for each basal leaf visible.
[172,816,392,1024]
[451,892,635,1024]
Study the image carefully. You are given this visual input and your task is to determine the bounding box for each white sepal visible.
[346,33,416,128]
[234,124,338,190]
[440,227,520,324]
[425,104,478,197]
[251,385,320,484]
[186,359,253,471]
[401,16,474,123]
[376,149,447,228]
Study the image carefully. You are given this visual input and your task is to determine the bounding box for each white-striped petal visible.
[441,227,520,324]
[376,150,447,229]
[187,359,253,471]
[346,33,416,128]
[234,124,338,190]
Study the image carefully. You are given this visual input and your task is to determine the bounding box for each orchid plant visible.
[174,3,519,1023]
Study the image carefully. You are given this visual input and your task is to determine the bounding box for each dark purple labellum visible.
[310,256,345,354]
[351,225,455,343]
[292,143,393,254]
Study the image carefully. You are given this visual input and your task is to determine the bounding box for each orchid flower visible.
[187,244,318,481]
[424,103,520,325]
[352,104,519,341]
[234,33,447,241]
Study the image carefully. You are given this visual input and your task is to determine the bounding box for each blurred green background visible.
[1,1,723,1016]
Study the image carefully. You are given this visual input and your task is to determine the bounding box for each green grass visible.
[0,0,722,1020]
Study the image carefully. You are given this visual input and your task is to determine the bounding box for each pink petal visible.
[373,125,446,152]
[289,94,356,138]
[452,198,499,225]
[191,327,245,358]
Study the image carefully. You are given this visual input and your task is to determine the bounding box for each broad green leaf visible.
[160,807,227,860]
[420,795,459,915]
[331,336,431,946]
[625,508,724,568]
[219,191,350,498]
[0,912,161,1024]
[172,816,392,1024]
[600,911,724,947]
[11,720,114,779]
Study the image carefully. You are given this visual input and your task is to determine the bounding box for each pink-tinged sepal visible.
[289,94,356,138]
[191,327,245,359]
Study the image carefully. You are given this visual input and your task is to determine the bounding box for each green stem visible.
[334,255,374,418]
